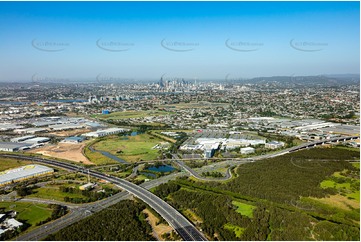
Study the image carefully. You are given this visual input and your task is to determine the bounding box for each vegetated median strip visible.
[174,179,359,228]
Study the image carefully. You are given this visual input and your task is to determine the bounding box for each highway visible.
[2,135,358,240]
[172,135,360,181]
[15,191,132,241]
[0,154,206,241]
[172,154,233,181]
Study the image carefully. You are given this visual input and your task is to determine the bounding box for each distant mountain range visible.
[235,74,360,86]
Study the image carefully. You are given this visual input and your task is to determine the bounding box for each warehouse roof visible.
[0,165,54,185]
[10,135,36,142]
[0,142,32,149]
[22,137,50,144]
[63,136,85,142]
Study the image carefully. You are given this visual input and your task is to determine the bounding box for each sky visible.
[0,1,359,82]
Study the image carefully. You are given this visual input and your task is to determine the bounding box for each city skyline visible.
[0,1,359,82]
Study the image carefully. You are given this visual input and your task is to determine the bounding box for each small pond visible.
[146,165,175,173]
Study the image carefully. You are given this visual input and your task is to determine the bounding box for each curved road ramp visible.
[0,154,207,241]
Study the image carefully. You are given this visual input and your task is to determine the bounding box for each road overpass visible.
[0,154,207,241]
[288,136,359,152]
[1,135,358,240]
[171,135,360,181]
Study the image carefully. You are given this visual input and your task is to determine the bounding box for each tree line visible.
[46,200,155,241]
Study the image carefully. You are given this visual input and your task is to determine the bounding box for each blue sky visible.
[0,1,359,82]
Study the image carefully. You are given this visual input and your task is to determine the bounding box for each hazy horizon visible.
[0,1,359,82]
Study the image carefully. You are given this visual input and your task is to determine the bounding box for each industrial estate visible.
[0,74,359,241]
[0,1,360,241]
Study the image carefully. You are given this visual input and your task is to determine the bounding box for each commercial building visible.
[82,128,128,138]
[5,218,23,229]
[265,141,285,150]
[0,165,54,186]
[48,123,84,131]
[62,136,85,144]
[0,142,32,152]
[79,183,95,191]
[10,135,35,143]
[22,137,50,144]
[32,121,60,127]
[13,128,47,134]
[179,144,204,151]
[0,123,24,131]
[240,147,255,154]
[320,124,360,136]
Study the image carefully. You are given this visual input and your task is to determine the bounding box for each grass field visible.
[93,133,165,162]
[319,168,360,204]
[223,223,245,238]
[150,131,177,143]
[232,201,255,218]
[28,185,87,202]
[0,157,32,171]
[84,146,117,165]
[0,201,52,228]
[93,110,173,120]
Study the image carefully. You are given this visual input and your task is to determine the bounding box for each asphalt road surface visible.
[3,135,358,241]
[1,154,205,241]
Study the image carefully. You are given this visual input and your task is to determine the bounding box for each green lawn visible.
[93,133,166,162]
[232,201,255,218]
[320,169,360,203]
[28,185,87,202]
[320,180,335,188]
[84,147,117,166]
[0,201,52,228]
[223,223,245,238]
[93,110,173,120]
[0,157,32,171]
[321,179,351,190]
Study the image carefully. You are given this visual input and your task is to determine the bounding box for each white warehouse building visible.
[240,147,255,154]
[82,128,129,138]
[0,165,54,186]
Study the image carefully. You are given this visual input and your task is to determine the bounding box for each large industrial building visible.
[0,165,54,186]
[13,128,47,134]
[10,135,36,143]
[10,136,50,144]
[240,147,255,154]
[82,128,128,138]
[0,142,32,152]
[62,136,85,144]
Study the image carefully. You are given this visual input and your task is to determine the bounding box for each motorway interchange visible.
[1,135,358,241]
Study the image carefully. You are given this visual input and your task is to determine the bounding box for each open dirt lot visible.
[29,142,93,165]
[143,208,173,240]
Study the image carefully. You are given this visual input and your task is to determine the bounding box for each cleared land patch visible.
[223,223,245,238]
[29,143,93,165]
[143,208,173,240]
[232,201,256,218]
